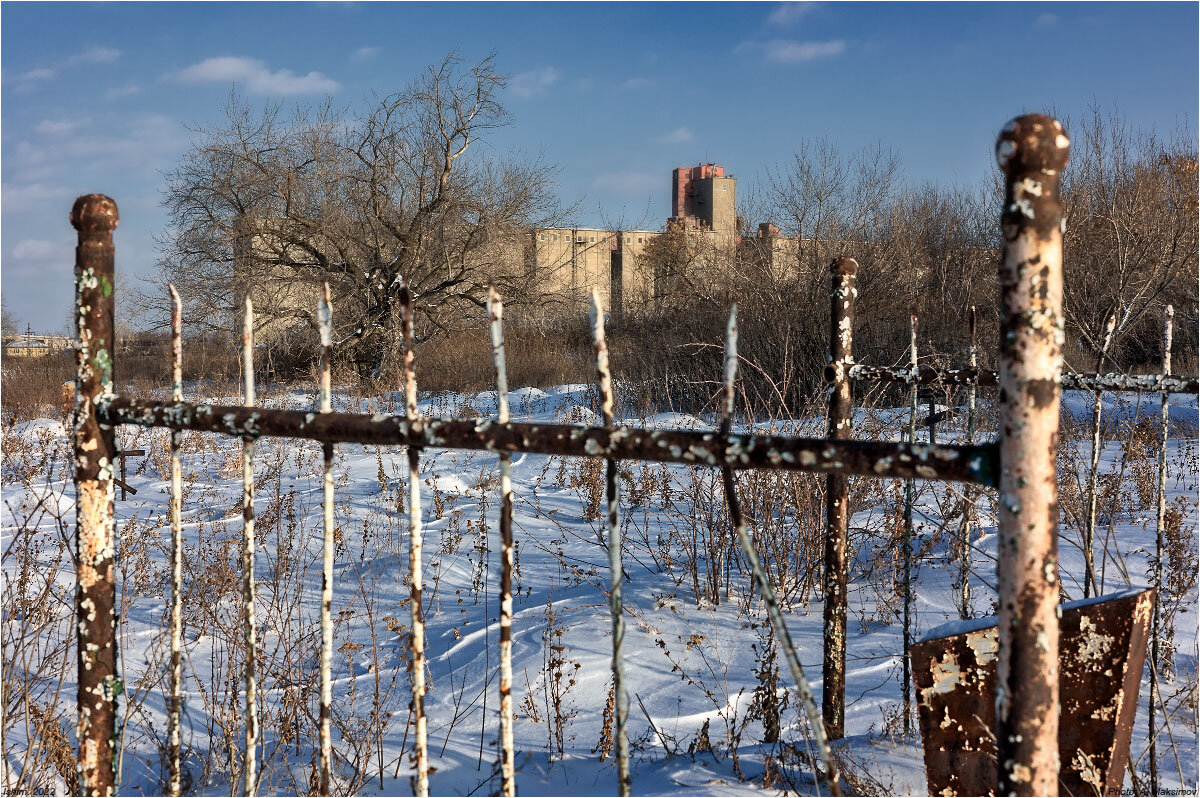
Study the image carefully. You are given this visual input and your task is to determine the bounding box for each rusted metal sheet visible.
[72,194,120,797]
[98,398,998,484]
[823,256,857,740]
[912,588,1155,797]
[846,363,1198,395]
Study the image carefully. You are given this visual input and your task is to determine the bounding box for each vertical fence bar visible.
[487,288,516,798]
[590,290,630,797]
[71,194,120,797]
[958,306,977,619]
[1149,304,1173,796]
[823,256,856,741]
[167,285,184,797]
[318,284,335,796]
[994,114,1068,796]
[1083,310,1117,598]
[720,305,843,797]
[902,313,917,736]
[400,281,429,797]
[241,296,260,797]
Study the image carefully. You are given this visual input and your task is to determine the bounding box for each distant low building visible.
[3,327,73,358]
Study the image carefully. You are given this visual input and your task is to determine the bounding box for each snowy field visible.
[3,385,1197,796]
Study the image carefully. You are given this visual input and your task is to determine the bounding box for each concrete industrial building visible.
[527,162,798,316]
[241,161,800,338]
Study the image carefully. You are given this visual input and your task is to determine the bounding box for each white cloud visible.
[13,239,63,260]
[7,239,73,278]
[104,83,140,100]
[12,113,185,177]
[67,47,121,66]
[1,183,71,211]
[510,67,559,98]
[351,46,380,62]
[767,2,817,27]
[18,67,55,82]
[620,76,656,90]
[594,171,659,194]
[658,127,694,144]
[9,46,121,88]
[176,56,340,95]
[35,120,76,135]
[737,38,846,64]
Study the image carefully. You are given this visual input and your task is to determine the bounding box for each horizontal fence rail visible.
[96,397,998,484]
[843,363,1197,394]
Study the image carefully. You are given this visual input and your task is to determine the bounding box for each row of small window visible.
[537,233,646,245]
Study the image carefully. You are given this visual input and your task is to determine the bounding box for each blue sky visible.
[2,1,1196,331]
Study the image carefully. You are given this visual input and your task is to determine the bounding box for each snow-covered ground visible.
[2,386,1196,796]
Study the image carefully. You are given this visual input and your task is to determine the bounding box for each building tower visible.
[669,163,737,235]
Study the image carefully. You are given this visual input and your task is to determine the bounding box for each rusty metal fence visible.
[65,115,1187,797]
[816,140,1197,794]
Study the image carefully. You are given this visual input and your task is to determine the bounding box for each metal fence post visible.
[590,289,630,797]
[902,313,918,736]
[399,281,430,798]
[994,114,1068,795]
[823,255,856,740]
[958,306,977,619]
[167,285,184,796]
[1149,304,1173,796]
[72,194,120,797]
[1083,310,1118,598]
[487,288,517,798]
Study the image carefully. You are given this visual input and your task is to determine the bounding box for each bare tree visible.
[143,52,566,378]
[1060,106,1198,369]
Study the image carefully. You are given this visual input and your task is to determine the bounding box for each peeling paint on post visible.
[903,313,918,736]
[400,281,429,798]
[591,289,630,797]
[167,285,183,796]
[318,284,334,796]
[72,194,120,797]
[1148,304,1172,796]
[847,364,1197,395]
[241,296,260,797]
[994,113,1068,796]
[958,306,978,620]
[487,287,516,798]
[100,397,997,484]
[823,256,856,740]
[1083,311,1118,599]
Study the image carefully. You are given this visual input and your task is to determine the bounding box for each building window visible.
[551,234,558,242]
[577,236,584,243]
[589,236,595,243]
[538,233,546,241]
[637,237,644,244]
[625,236,631,243]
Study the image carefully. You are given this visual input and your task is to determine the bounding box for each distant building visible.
[528,162,800,316]
[241,161,803,336]
[3,325,73,358]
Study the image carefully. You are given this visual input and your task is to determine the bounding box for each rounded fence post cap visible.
[71,195,119,232]
[996,115,1070,175]
[831,256,858,276]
